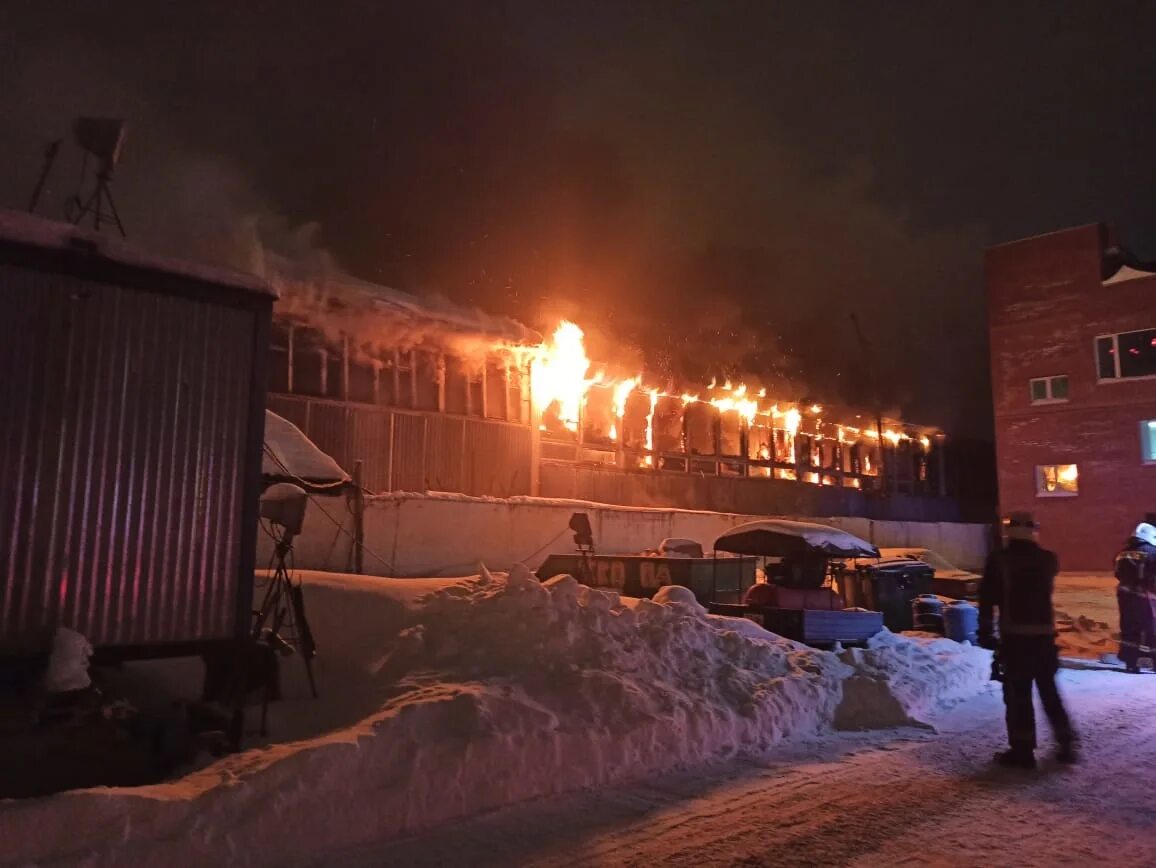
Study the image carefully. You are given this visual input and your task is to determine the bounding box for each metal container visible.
[537,554,757,604]
[0,212,273,659]
[846,560,934,632]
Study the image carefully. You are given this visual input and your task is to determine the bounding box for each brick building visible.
[987,224,1156,570]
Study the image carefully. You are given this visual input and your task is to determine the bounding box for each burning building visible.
[265,267,963,522]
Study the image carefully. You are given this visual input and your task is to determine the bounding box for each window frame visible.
[1034,463,1080,498]
[1028,375,1069,405]
[1095,328,1156,384]
[1142,420,1156,466]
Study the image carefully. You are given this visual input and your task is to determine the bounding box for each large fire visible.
[519,320,934,478]
[529,321,595,433]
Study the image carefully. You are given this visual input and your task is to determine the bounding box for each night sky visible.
[3,1,1156,437]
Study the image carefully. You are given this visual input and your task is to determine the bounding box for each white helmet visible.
[1134,523,1156,547]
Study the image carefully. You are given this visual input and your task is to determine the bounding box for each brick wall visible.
[987,224,1156,570]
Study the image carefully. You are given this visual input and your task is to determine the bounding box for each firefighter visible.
[1115,522,1156,673]
[978,511,1075,769]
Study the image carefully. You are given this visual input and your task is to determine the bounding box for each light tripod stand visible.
[255,485,319,700]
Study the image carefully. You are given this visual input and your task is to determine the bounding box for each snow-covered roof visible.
[263,410,351,492]
[266,253,540,345]
[1103,264,1156,286]
[0,209,277,298]
[714,519,879,558]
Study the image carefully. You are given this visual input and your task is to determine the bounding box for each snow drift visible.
[0,567,990,868]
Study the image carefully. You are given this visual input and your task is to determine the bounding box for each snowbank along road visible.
[336,667,1156,868]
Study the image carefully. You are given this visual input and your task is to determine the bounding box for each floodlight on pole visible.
[65,117,128,236]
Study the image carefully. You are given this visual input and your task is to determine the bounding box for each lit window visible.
[1097,329,1156,381]
[1029,375,1069,404]
[1036,464,1079,497]
[1142,421,1156,465]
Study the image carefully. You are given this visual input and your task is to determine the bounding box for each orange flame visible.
[520,319,937,468]
[530,321,591,433]
[710,395,758,425]
[612,377,639,418]
[643,388,659,466]
[784,407,801,435]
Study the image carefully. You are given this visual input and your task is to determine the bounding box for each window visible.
[1142,420,1156,465]
[1029,375,1069,404]
[414,352,440,411]
[1097,329,1156,381]
[291,327,326,398]
[1035,464,1079,497]
[348,356,377,404]
[267,321,290,394]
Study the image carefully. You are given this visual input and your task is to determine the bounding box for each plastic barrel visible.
[912,594,945,634]
[944,600,980,644]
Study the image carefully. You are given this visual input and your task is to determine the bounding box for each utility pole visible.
[850,313,887,495]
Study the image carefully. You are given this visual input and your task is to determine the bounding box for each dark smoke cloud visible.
[5,2,1155,438]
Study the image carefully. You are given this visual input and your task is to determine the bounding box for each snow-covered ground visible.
[0,568,991,868]
[338,666,1156,868]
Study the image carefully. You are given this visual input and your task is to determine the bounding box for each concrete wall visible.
[260,492,993,578]
[539,462,968,522]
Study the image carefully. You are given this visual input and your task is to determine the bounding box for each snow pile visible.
[835,631,993,730]
[0,567,992,867]
[376,567,848,765]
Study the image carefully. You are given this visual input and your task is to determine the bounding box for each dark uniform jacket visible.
[1115,540,1156,592]
[979,539,1059,642]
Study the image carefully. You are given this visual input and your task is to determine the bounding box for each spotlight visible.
[73,118,128,176]
[569,512,594,549]
[260,483,309,538]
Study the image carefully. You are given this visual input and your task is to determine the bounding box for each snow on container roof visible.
[263,410,351,493]
[0,209,277,299]
[714,519,879,558]
[265,252,540,345]
[1103,263,1156,286]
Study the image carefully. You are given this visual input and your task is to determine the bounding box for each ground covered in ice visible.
[0,567,992,867]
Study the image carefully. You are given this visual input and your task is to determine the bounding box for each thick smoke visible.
[0,4,1017,436]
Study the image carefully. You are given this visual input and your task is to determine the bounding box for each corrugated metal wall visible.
[266,395,533,498]
[1,265,260,652]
